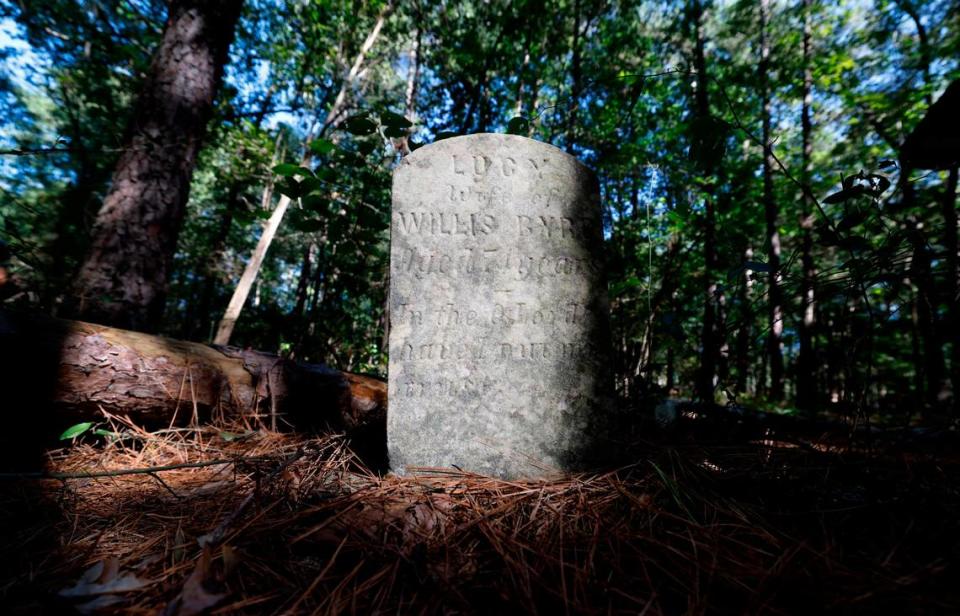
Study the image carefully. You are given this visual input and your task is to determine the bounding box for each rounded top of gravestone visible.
[403,133,596,181]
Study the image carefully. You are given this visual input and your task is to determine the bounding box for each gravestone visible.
[388,134,613,478]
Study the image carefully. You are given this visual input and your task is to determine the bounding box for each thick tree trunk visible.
[0,310,386,434]
[691,0,719,403]
[67,0,243,332]
[759,0,784,401]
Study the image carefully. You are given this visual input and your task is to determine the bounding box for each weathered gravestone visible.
[388,134,613,478]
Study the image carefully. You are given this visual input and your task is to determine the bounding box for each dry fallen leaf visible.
[221,545,241,579]
[167,545,227,616]
[59,557,150,599]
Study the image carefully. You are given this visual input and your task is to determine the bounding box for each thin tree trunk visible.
[943,167,959,412]
[514,21,533,117]
[185,182,240,341]
[565,0,582,153]
[213,134,284,344]
[901,165,947,408]
[68,0,244,332]
[895,0,934,106]
[212,8,388,346]
[190,91,278,342]
[759,0,784,401]
[735,248,754,395]
[796,0,817,411]
[459,58,491,134]
[394,20,422,157]
[290,243,314,323]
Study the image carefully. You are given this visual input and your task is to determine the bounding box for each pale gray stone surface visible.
[387,134,613,478]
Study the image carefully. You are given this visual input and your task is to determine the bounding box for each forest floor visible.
[1,410,959,615]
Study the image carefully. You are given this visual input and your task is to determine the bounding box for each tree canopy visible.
[1,0,958,419]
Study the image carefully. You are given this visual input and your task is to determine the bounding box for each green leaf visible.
[272,163,300,177]
[383,125,408,138]
[60,422,93,440]
[816,226,841,246]
[343,115,377,135]
[314,167,336,181]
[233,209,256,225]
[507,116,530,135]
[336,151,365,167]
[823,185,866,204]
[295,166,315,178]
[837,208,869,231]
[868,174,891,197]
[380,111,413,129]
[309,138,337,155]
[278,178,301,200]
[301,193,326,212]
[609,276,642,297]
[299,177,324,196]
[357,141,378,156]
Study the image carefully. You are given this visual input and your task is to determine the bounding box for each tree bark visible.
[67,0,244,332]
[796,0,817,411]
[735,247,755,395]
[901,166,948,408]
[691,0,720,404]
[0,309,385,433]
[565,0,582,153]
[759,0,784,401]
[943,167,959,412]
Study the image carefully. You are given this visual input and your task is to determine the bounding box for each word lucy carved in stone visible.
[388,134,614,479]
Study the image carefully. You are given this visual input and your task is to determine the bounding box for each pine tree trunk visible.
[759,0,784,401]
[796,0,817,411]
[67,0,244,332]
[691,0,720,404]
[0,309,386,433]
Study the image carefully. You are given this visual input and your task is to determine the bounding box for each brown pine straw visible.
[1,413,958,614]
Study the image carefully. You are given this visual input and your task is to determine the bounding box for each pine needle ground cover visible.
[1,415,958,615]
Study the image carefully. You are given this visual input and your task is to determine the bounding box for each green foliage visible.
[2,0,958,413]
[59,422,94,440]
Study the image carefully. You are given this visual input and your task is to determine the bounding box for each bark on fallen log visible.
[0,309,386,433]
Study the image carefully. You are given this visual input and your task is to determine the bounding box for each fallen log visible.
[0,309,386,434]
